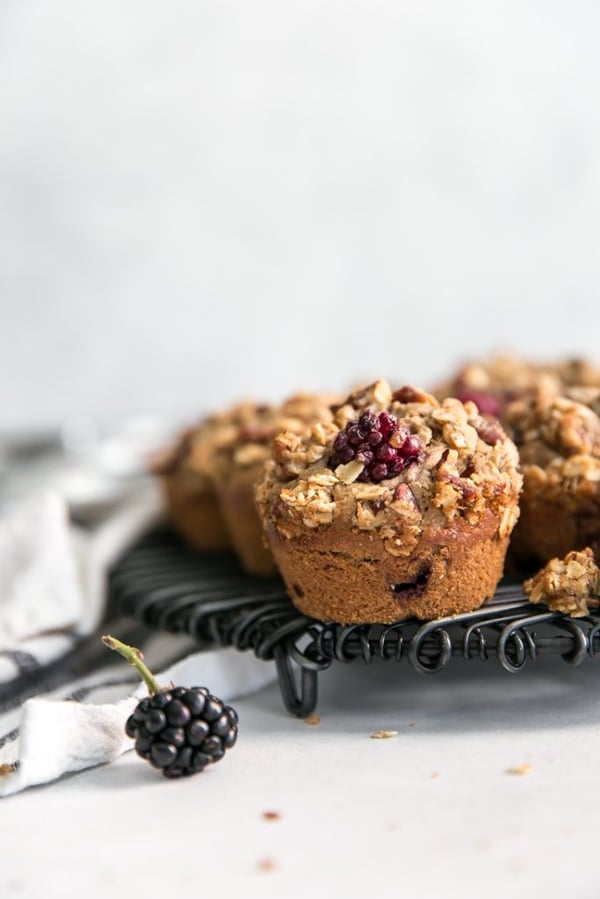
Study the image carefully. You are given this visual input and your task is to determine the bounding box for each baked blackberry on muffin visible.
[256,380,522,624]
[504,388,600,573]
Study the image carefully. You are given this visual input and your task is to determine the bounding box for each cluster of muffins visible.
[153,353,600,625]
[152,394,340,576]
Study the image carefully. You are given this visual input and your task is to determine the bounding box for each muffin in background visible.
[213,392,340,577]
[505,387,600,573]
[151,411,245,554]
[154,393,340,576]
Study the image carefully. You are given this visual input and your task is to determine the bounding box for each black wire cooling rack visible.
[109,529,600,717]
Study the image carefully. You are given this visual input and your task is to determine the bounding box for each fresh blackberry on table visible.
[330,410,421,482]
[102,635,238,779]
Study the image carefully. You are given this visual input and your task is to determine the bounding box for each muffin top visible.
[432,354,600,420]
[153,393,339,487]
[552,358,600,389]
[503,389,600,495]
[564,385,600,416]
[257,380,522,558]
[432,354,560,418]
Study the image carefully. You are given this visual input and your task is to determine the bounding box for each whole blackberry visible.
[330,410,421,482]
[102,636,238,779]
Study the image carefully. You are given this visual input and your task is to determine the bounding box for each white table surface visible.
[3,649,599,899]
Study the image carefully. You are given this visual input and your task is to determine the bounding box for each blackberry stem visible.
[102,635,161,696]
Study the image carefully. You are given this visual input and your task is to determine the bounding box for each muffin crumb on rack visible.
[523,547,600,618]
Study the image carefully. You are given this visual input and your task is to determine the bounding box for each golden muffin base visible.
[161,474,231,553]
[508,493,600,575]
[266,511,508,624]
[218,467,277,577]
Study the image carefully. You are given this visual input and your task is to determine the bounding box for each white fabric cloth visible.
[0,492,83,646]
[0,482,276,796]
[0,486,164,645]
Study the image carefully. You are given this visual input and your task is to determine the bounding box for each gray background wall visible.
[2,1,599,430]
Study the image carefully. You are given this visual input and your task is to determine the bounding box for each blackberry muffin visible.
[504,388,600,573]
[256,380,522,624]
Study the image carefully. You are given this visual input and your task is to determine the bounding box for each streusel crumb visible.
[523,547,600,617]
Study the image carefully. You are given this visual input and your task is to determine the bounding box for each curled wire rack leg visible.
[273,645,319,717]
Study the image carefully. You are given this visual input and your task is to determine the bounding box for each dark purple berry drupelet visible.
[103,635,238,779]
[125,687,238,778]
[330,410,421,482]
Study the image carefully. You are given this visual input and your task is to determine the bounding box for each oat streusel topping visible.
[256,380,522,555]
[524,547,600,617]
[432,354,564,417]
[433,355,600,431]
[154,393,339,486]
[504,392,600,500]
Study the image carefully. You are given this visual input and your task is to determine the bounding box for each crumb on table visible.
[370,729,398,739]
[262,811,281,821]
[506,763,533,776]
[257,858,278,873]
